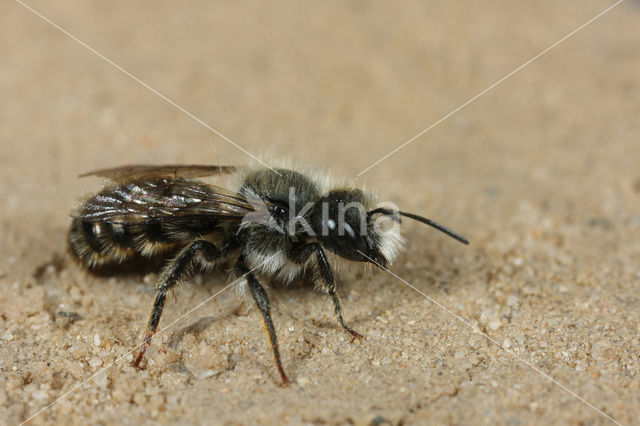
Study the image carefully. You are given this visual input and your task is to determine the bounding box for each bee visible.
[68,163,468,384]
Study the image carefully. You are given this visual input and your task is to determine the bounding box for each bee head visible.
[310,189,394,265]
[310,189,470,268]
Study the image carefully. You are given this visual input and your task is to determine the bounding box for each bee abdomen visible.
[68,219,139,268]
[68,218,201,269]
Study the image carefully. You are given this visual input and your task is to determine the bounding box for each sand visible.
[1,1,639,424]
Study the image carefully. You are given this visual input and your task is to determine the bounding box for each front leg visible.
[290,243,363,340]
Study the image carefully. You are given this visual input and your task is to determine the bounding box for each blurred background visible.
[1,1,639,424]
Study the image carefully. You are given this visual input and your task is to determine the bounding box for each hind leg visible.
[133,239,224,368]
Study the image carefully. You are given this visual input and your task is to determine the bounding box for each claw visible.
[132,332,154,369]
[280,373,291,387]
[344,326,364,342]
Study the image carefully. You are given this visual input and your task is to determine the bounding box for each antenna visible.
[368,208,469,245]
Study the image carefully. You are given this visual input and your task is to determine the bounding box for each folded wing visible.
[73,178,253,224]
[79,164,236,182]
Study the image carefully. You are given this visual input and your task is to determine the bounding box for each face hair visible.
[368,208,469,245]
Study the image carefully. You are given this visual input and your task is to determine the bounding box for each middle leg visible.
[235,255,289,384]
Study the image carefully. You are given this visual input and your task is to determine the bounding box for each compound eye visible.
[343,222,356,239]
[269,203,288,218]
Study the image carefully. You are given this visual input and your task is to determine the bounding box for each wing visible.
[73,178,255,224]
[79,164,236,181]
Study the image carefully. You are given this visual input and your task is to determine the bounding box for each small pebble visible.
[94,372,108,389]
[197,369,222,380]
[488,319,502,330]
[32,390,48,400]
[297,376,310,387]
[592,339,614,362]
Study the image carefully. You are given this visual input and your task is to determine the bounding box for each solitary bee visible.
[68,163,468,384]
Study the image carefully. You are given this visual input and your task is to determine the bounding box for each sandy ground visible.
[1,1,640,424]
